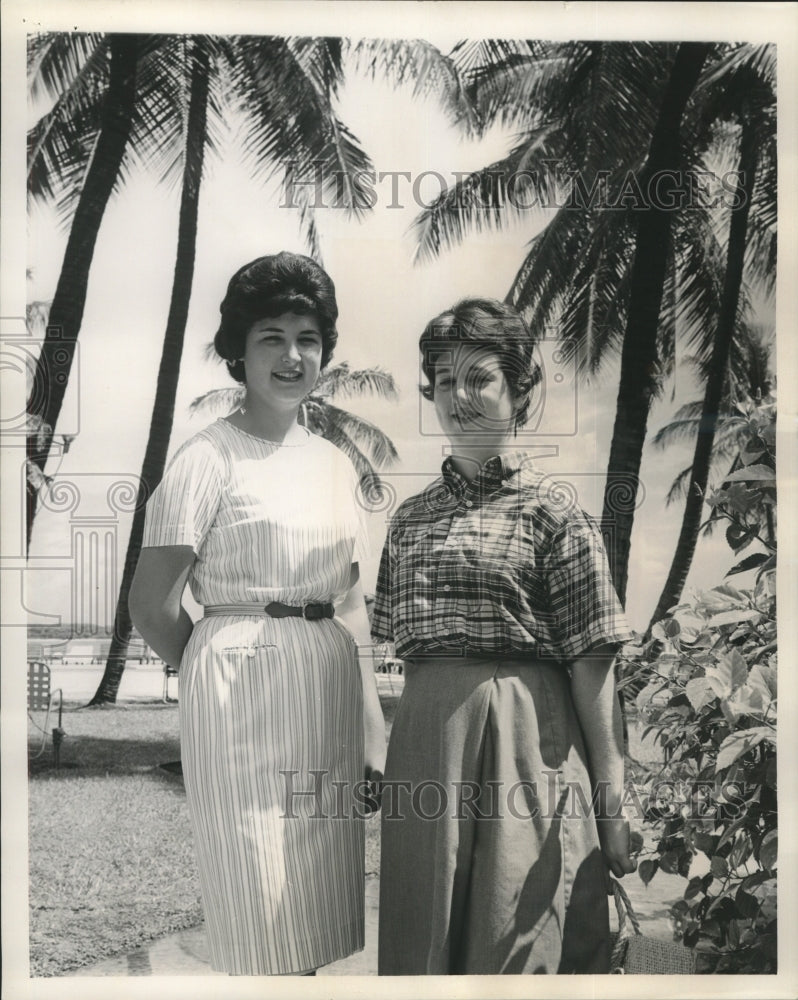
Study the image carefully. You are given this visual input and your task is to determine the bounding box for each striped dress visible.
[143,418,368,975]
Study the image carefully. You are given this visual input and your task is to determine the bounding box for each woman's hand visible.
[130,546,196,668]
[363,729,387,815]
[336,567,388,814]
[597,813,639,880]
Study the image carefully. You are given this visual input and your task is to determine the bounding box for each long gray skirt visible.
[379,655,610,975]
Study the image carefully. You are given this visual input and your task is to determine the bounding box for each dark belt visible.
[204,601,335,620]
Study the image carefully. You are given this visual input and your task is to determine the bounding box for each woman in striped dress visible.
[372,298,637,975]
[130,252,385,976]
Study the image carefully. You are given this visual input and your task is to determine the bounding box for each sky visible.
[4,2,794,643]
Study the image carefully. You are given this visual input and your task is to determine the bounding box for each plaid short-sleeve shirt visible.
[370,451,633,662]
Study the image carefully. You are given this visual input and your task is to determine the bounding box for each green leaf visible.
[748,663,776,702]
[707,608,759,628]
[723,464,777,483]
[726,522,754,554]
[740,446,765,466]
[638,859,658,885]
[685,677,716,712]
[729,832,753,870]
[685,876,705,900]
[735,888,760,919]
[706,650,748,699]
[720,697,741,727]
[759,830,777,871]
[726,551,770,577]
[715,727,771,772]
[698,584,747,613]
[659,850,679,874]
[728,683,765,718]
[728,649,750,690]
[710,855,729,878]
[635,681,665,715]
[719,484,757,515]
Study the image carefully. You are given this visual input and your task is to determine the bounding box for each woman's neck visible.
[447,438,517,482]
[228,400,304,444]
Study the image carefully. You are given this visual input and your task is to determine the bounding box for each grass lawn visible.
[28,688,401,977]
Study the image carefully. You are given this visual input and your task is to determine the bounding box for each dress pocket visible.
[220,642,277,660]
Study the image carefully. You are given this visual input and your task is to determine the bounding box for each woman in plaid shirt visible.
[372,298,637,975]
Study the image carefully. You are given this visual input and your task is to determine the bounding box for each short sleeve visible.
[544,513,633,661]
[142,435,225,552]
[370,527,395,643]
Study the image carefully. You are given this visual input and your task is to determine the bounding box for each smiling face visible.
[242,312,323,411]
[432,345,521,444]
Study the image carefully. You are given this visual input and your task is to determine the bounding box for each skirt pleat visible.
[378,656,609,975]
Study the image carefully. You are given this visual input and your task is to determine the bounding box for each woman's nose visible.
[283,341,301,362]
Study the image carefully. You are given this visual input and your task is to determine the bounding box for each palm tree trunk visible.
[26,34,141,548]
[648,117,758,627]
[600,42,710,604]
[90,41,210,705]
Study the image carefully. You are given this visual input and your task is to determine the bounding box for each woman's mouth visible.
[272,370,303,383]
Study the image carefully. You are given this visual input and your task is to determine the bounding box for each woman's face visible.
[432,345,521,443]
[242,312,323,409]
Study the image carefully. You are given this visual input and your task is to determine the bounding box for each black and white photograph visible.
[2,1,796,997]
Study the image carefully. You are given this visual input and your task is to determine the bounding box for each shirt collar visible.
[441,449,532,490]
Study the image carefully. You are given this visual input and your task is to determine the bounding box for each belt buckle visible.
[303,603,320,621]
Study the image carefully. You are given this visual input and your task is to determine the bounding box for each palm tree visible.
[599,43,711,603]
[649,48,775,624]
[189,362,400,482]
[410,40,780,613]
[86,36,383,704]
[88,36,212,705]
[412,40,714,602]
[26,33,378,544]
[651,324,773,507]
[26,33,143,545]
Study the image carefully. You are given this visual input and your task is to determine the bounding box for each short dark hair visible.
[214,252,338,383]
[419,297,542,429]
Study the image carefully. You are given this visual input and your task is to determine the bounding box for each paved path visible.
[68,868,683,977]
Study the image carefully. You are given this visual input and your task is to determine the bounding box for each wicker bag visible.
[610,878,697,975]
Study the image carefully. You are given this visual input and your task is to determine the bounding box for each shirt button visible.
[464,500,473,508]
[443,585,451,593]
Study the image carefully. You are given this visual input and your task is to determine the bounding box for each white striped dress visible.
[142,418,368,975]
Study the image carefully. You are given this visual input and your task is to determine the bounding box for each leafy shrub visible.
[619,395,777,973]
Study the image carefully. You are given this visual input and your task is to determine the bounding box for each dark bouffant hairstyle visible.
[214,252,338,383]
[419,297,542,429]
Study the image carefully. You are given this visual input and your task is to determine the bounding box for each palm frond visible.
[318,403,399,469]
[233,35,376,225]
[27,32,106,106]
[189,386,244,416]
[315,363,398,401]
[350,38,480,137]
[700,42,775,92]
[27,36,110,201]
[411,131,564,263]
